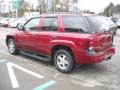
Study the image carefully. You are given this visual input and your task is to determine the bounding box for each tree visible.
[103,3,114,16]
[102,3,120,17]
[37,0,79,13]
[37,0,47,13]
[61,0,79,12]
[73,0,78,2]
[111,4,120,13]
[18,0,32,17]
[51,0,60,12]
[83,10,95,14]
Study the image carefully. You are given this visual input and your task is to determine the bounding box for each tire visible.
[16,23,20,28]
[114,29,117,35]
[54,49,74,73]
[7,39,19,55]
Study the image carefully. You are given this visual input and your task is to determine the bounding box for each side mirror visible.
[17,23,24,30]
[24,27,31,31]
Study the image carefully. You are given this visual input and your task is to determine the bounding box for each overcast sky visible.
[78,0,120,13]
[30,0,120,13]
[6,0,120,13]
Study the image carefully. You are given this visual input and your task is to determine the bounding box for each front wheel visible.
[54,49,74,73]
[7,39,19,55]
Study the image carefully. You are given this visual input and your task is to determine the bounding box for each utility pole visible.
[16,9,17,18]
[53,0,55,12]
[28,0,31,17]
[66,0,69,12]
[0,0,4,17]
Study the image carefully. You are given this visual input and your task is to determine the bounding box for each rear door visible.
[93,32,113,52]
[36,17,58,55]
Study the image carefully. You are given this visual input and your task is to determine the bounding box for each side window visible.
[42,17,58,31]
[24,18,40,31]
[62,16,88,33]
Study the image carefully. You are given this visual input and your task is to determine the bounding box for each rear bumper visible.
[75,46,115,64]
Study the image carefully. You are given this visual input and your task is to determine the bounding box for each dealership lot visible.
[0,27,120,90]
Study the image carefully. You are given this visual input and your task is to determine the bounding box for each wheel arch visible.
[6,36,14,46]
[51,45,75,63]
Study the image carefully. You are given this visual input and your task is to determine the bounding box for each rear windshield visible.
[86,16,112,33]
[62,16,89,33]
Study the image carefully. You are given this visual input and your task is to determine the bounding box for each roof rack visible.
[41,12,81,15]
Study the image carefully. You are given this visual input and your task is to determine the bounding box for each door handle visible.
[31,34,38,36]
[51,36,57,39]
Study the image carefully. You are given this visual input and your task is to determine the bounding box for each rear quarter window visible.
[86,16,111,33]
[62,16,89,33]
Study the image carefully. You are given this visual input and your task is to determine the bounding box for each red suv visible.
[6,13,115,73]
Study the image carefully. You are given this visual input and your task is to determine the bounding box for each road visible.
[0,27,120,90]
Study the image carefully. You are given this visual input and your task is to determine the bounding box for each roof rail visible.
[41,12,81,15]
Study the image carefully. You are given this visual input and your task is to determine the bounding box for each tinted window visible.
[62,16,89,33]
[24,18,40,31]
[87,16,111,33]
[42,17,58,31]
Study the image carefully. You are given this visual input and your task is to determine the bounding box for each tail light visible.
[88,39,94,51]
[87,39,96,54]
[88,46,94,51]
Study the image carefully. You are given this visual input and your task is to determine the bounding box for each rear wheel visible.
[114,29,117,35]
[54,49,74,73]
[7,39,19,55]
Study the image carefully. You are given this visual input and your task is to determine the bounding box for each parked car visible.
[1,18,16,27]
[0,18,10,27]
[8,18,28,28]
[0,17,3,19]
[116,19,120,28]
[112,17,118,23]
[102,17,117,35]
[6,13,115,73]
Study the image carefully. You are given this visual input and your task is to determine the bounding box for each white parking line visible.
[7,62,44,88]
[0,59,7,63]
[7,62,19,88]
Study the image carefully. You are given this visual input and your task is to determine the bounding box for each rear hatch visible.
[86,15,113,52]
[93,32,113,52]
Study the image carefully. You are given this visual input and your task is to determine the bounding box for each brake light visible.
[88,39,94,51]
[88,46,94,51]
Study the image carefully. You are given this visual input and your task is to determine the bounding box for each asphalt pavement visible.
[0,27,120,90]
